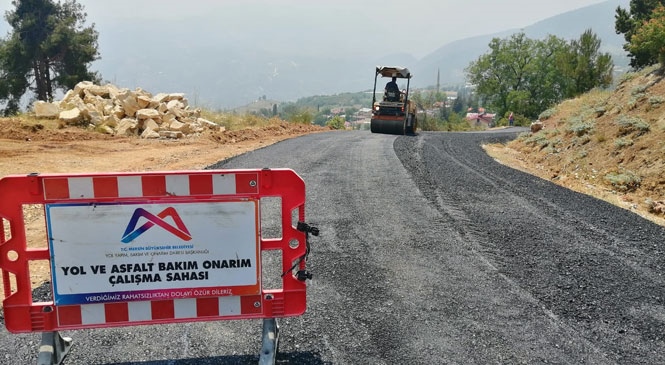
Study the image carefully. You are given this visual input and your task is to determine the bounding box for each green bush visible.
[618,72,638,84]
[539,107,557,121]
[631,85,648,96]
[604,170,641,192]
[326,116,346,130]
[517,132,531,141]
[440,114,471,131]
[649,95,665,105]
[572,134,591,146]
[594,106,606,117]
[289,110,314,125]
[525,134,550,150]
[566,117,594,137]
[614,137,634,149]
[615,115,650,136]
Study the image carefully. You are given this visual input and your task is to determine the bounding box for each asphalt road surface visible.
[1,129,664,364]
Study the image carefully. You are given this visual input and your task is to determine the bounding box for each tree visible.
[0,0,100,115]
[465,33,537,118]
[465,31,612,119]
[521,35,568,117]
[344,107,358,121]
[565,30,613,94]
[451,94,466,114]
[409,90,431,131]
[615,0,665,68]
[537,30,613,104]
[627,5,665,66]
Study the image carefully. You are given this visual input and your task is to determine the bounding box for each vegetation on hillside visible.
[465,30,613,120]
[200,110,291,131]
[287,92,371,127]
[0,0,100,115]
[499,65,665,221]
[227,92,371,129]
[292,92,372,110]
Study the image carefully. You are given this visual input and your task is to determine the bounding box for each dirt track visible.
[1,129,664,364]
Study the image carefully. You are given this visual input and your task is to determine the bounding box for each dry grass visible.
[200,110,284,131]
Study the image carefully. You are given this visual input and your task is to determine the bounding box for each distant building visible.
[356,108,372,118]
[465,112,496,127]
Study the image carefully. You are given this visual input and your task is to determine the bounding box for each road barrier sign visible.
[0,169,312,340]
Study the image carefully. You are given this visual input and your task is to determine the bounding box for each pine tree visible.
[0,0,100,115]
[615,0,665,68]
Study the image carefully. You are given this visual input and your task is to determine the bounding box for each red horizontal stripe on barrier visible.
[58,305,82,326]
[41,174,256,199]
[44,178,70,199]
[151,300,175,320]
[197,297,219,317]
[105,302,129,322]
[93,176,119,198]
[142,175,167,197]
[189,174,213,195]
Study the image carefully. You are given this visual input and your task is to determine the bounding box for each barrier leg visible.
[37,331,72,365]
[258,318,279,365]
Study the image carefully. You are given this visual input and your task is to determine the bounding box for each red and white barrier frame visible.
[0,168,309,334]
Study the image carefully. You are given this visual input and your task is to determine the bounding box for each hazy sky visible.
[1,0,617,57]
[0,0,627,107]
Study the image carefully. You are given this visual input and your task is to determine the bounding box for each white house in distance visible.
[466,107,496,127]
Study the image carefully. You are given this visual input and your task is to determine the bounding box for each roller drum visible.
[370,118,405,135]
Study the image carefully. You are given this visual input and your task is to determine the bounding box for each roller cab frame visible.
[370,66,418,135]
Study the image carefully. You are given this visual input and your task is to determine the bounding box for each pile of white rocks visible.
[32,81,222,139]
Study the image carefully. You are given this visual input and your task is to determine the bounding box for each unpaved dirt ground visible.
[0,118,327,175]
[0,118,328,301]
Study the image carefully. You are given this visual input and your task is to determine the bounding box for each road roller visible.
[370,66,417,135]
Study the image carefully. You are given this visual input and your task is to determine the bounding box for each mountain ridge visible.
[413,0,630,89]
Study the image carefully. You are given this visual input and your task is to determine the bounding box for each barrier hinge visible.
[282,221,318,281]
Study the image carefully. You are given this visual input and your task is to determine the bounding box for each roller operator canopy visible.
[375,66,411,79]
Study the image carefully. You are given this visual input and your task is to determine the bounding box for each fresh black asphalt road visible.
[1,129,664,364]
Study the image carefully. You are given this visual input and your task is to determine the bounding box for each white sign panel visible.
[46,200,260,305]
